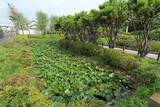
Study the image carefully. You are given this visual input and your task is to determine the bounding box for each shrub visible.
[115,87,150,107]
[67,100,108,107]
[116,35,136,49]
[97,37,108,46]
[59,39,140,70]
[101,49,140,70]
[0,86,64,107]
[59,39,102,57]
[149,41,160,53]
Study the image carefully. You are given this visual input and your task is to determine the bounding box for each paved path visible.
[102,46,158,60]
[0,32,15,44]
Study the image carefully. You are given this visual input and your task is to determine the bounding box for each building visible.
[18,20,41,34]
[0,20,41,35]
[0,24,15,33]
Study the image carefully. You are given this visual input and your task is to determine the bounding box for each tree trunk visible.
[43,32,45,38]
[108,40,116,48]
[137,23,150,57]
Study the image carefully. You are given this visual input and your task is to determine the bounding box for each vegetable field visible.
[30,39,130,104]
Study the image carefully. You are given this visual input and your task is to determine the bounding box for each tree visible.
[0,27,3,38]
[98,0,128,48]
[8,3,28,34]
[128,0,160,57]
[36,11,48,37]
[49,16,59,34]
[15,13,28,34]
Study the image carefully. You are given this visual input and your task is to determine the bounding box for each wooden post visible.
[148,93,160,107]
[157,52,160,61]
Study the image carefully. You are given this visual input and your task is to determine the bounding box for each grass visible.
[0,35,29,80]
[0,34,159,106]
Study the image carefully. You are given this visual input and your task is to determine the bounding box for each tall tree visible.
[98,0,128,48]
[49,16,59,34]
[8,3,28,34]
[15,13,28,34]
[128,0,160,57]
[36,11,48,37]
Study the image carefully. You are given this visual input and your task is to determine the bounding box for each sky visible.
[0,0,106,24]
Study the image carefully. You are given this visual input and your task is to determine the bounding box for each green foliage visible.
[149,41,160,53]
[49,16,59,34]
[117,34,160,53]
[59,39,140,70]
[129,58,160,85]
[59,39,102,56]
[0,34,159,106]
[36,11,49,34]
[149,29,160,41]
[97,38,108,45]
[0,86,62,107]
[127,0,160,57]
[0,35,30,80]
[67,100,108,107]
[116,35,136,49]
[14,13,28,31]
[115,87,150,107]
[30,39,129,104]
[8,4,28,33]
[102,49,140,70]
[27,34,61,39]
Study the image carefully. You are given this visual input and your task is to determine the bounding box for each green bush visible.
[0,86,64,107]
[149,41,160,53]
[59,39,140,70]
[115,87,150,107]
[97,37,108,46]
[67,100,108,107]
[117,35,160,53]
[116,35,136,49]
[59,39,102,57]
[101,49,140,70]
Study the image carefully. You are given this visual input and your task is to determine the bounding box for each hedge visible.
[117,35,160,53]
[59,39,140,70]
[150,41,160,53]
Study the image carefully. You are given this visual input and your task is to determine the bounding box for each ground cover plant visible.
[30,39,131,105]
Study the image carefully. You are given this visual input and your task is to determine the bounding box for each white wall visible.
[18,29,41,34]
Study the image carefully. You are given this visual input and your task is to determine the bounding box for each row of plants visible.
[55,0,160,57]
[59,39,140,70]
[29,39,133,105]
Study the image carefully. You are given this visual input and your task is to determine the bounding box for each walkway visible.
[0,32,15,44]
[102,46,158,60]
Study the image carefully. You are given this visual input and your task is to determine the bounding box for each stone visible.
[148,93,160,107]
